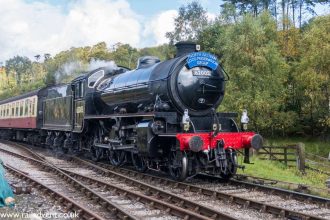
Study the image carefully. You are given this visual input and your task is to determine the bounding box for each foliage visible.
[166,1,208,44]
[292,15,330,136]
[200,12,290,134]
[5,56,32,85]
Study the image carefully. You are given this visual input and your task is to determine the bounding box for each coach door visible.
[72,80,85,132]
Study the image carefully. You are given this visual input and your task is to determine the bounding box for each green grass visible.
[265,137,330,158]
[237,156,329,190]
[235,137,330,197]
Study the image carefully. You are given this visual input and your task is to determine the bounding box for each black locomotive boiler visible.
[0,42,263,181]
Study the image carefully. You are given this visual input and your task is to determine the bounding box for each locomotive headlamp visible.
[189,136,204,152]
[182,109,190,131]
[241,109,249,131]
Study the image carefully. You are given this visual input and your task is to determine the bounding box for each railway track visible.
[74,158,330,220]
[2,141,330,220]
[0,147,136,220]
[3,164,105,220]
[0,143,237,220]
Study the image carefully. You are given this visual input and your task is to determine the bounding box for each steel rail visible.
[0,147,137,220]
[3,164,105,220]
[72,157,329,220]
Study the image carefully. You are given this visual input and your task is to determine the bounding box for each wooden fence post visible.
[284,147,287,166]
[296,142,305,172]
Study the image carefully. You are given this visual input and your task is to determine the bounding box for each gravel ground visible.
[0,170,70,220]
[0,151,116,220]
[188,182,330,217]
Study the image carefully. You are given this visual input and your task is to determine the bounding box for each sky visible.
[0,0,329,63]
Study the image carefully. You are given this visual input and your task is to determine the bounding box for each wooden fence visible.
[256,143,305,171]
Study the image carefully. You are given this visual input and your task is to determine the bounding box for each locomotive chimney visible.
[175,41,200,57]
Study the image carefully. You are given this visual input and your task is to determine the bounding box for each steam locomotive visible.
[0,42,262,180]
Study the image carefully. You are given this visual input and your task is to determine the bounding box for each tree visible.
[166,1,208,44]
[139,44,175,61]
[293,15,330,136]
[88,42,111,61]
[112,44,139,68]
[5,56,32,85]
[200,12,290,134]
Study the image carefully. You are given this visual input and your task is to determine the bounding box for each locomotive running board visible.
[84,112,155,119]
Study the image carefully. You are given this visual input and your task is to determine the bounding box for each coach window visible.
[25,100,29,117]
[32,98,36,116]
[15,102,18,117]
[29,100,32,116]
[20,101,23,116]
[11,103,14,117]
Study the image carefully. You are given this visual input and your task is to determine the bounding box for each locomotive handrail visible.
[219,63,230,81]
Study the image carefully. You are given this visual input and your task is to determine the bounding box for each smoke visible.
[87,58,118,71]
[54,60,84,84]
[54,58,118,84]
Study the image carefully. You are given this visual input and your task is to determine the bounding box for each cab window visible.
[88,70,104,88]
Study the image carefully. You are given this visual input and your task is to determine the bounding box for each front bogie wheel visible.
[168,150,188,181]
[220,149,238,180]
